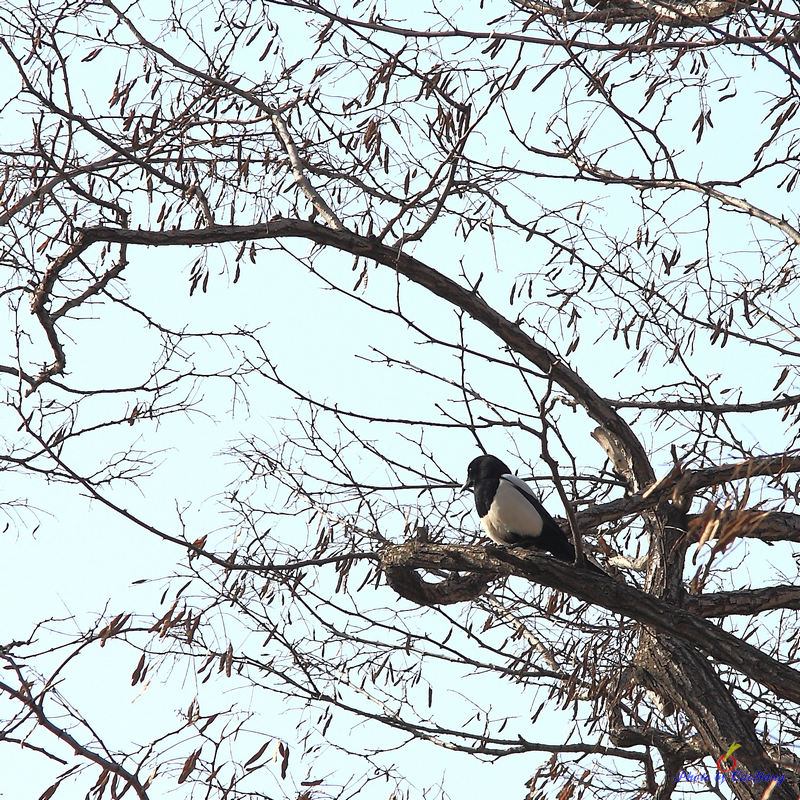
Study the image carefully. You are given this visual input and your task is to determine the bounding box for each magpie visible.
[462,454,601,570]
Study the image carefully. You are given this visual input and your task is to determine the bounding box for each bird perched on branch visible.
[462,454,603,572]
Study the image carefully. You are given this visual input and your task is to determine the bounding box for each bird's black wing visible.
[500,475,576,562]
[506,480,605,573]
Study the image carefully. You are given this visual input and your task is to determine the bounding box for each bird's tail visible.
[551,538,606,575]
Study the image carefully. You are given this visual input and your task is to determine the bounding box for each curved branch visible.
[378,541,800,706]
[43,220,655,488]
[382,543,495,604]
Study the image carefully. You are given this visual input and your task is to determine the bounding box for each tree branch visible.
[686,585,800,617]
[41,220,655,489]
[0,671,151,800]
[379,541,800,706]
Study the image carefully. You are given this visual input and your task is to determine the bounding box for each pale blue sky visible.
[1,2,797,799]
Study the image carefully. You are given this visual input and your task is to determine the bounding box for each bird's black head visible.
[461,454,512,491]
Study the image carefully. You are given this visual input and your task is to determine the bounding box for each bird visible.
[462,454,602,571]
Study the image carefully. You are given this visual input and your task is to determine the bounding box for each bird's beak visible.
[460,478,472,492]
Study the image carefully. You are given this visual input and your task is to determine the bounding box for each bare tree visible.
[2,1,800,798]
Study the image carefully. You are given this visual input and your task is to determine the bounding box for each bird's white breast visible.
[480,477,543,545]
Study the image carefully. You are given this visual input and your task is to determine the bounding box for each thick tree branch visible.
[686,585,800,617]
[687,509,800,545]
[607,394,800,414]
[576,455,800,530]
[379,541,800,706]
[636,633,796,800]
[39,220,655,489]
